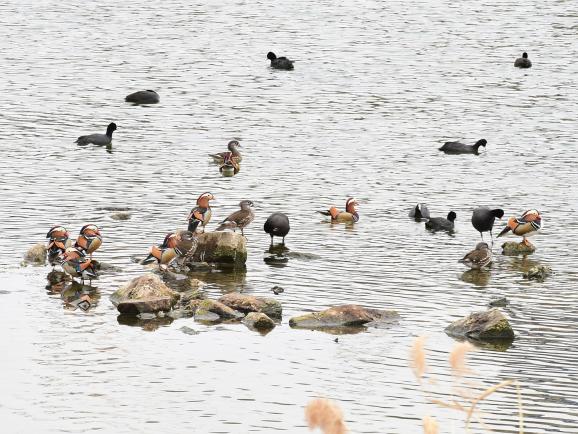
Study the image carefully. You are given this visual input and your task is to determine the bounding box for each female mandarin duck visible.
[459,242,492,270]
[188,192,214,233]
[219,152,241,176]
[497,209,542,246]
[210,140,242,164]
[46,226,72,266]
[215,200,255,236]
[60,247,98,283]
[75,224,102,259]
[142,232,183,269]
[318,198,360,223]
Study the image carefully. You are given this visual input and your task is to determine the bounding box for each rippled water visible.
[1,0,577,432]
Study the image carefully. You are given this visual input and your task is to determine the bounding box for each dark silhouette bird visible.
[497,209,542,247]
[514,52,532,68]
[264,212,290,245]
[471,207,504,244]
[187,192,214,233]
[216,200,255,236]
[267,52,294,70]
[125,90,160,104]
[409,203,430,221]
[459,242,492,270]
[75,123,117,146]
[439,139,487,154]
[425,211,457,232]
[318,198,359,223]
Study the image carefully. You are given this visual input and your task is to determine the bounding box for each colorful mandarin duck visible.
[497,209,542,246]
[210,140,242,164]
[188,192,214,233]
[459,242,492,270]
[318,198,360,223]
[219,152,241,175]
[142,232,183,269]
[75,224,102,259]
[60,247,98,282]
[215,200,255,236]
[46,226,72,266]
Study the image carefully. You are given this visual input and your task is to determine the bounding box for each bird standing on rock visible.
[142,232,183,269]
[188,192,214,233]
[75,122,117,147]
[46,226,71,266]
[264,212,290,245]
[459,242,492,270]
[60,247,98,283]
[497,209,542,247]
[215,200,255,236]
[75,224,102,259]
[472,207,504,244]
[318,198,359,223]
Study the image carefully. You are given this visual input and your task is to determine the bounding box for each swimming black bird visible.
[409,203,430,221]
[264,212,290,245]
[125,90,160,104]
[471,207,504,244]
[514,52,532,68]
[425,211,457,232]
[75,122,117,146]
[439,139,487,155]
[267,52,294,70]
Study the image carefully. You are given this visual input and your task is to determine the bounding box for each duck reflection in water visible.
[460,269,491,287]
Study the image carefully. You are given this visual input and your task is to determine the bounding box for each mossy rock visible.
[23,243,47,265]
[289,304,399,330]
[110,274,180,315]
[187,232,247,268]
[502,241,535,256]
[191,299,244,320]
[243,312,276,332]
[218,293,282,319]
[445,308,514,341]
[523,265,552,281]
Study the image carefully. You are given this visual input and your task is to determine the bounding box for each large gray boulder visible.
[289,304,399,329]
[110,274,180,315]
[188,232,247,267]
[445,308,514,341]
[242,312,276,331]
[218,293,282,319]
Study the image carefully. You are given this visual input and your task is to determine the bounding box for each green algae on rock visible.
[187,232,247,268]
[289,304,399,330]
[242,312,276,332]
[501,241,535,256]
[218,293,282,319]
[523,265,552,281]
[445,308,514,341]
[110,274,180,315]
[191,299,244,320]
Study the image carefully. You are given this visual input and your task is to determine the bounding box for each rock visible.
[110,274,180,315]
[180,326,199,335]
[191,299,244,320]
[289,304,399,329]
[243,312,275,331]
[218,293,282,319]
[187,232,247,268]
[271,285,284,295]
[523,265,552,281]
[445,308,514,341]
[111,211,131,220]
[23,243,47,265]
[502,241,535,256]
[488,297,509,308]
[180,287,207,305]
[47,270,67,285]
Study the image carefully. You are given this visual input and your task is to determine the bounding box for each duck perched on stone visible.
[142,233,183,269]
[425,211,457,232]
[60,247,98,283]
[46,226,72,266]
[267,52,294,70]
[497,209,542,246]
[472,207,504,244]
[409,203,430,221]
[75,224,102,259]
[459,242,492,270]
[75,122,117,147]
[514,52,532,68]
[439,139,487,155]
[125,90,160,104]
[188,192,214,233]
[210,140,242,164]
[216,200,255,236]
[264,212,290,245]
[318,198,359,223]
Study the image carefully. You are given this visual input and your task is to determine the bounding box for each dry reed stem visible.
[449,342,475,377]
[410,335,428,383]
[517,382,524,434]
[423,416,439,434]
[305,398,348,434]
[465,380,514,428]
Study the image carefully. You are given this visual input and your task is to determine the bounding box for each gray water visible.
[1,0,577,432]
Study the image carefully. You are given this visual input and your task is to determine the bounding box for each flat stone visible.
[218,293,282,319]
[192,299,244,320]
[242,312,276,331]
[110,274,180,315]
[445,308,514,341]
[289,304,399,329]
[117,297,174,315]
[502,241,535,256]
[111,211,131,220]
[187,232,247,267]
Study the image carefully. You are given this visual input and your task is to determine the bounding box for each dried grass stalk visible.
[422,415,439,434]
[449,342,475,377]
[305,398,348,434]
[410,336,428,382]
[465,380,514,428]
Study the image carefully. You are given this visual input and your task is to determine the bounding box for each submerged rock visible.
[523,265,552,281]
[445,308,514,341]
[502,241,535,256]
[243,312,276,331]
[23,243,47,265]
[110,274,180,315]
[218,293,282,319]
[488,297,509,308]
[191,299,244,320]
[289,304,399,329]
[187,232,247,268]
[111,211,131,221]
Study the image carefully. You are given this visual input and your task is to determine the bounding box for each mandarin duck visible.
[318,198,359,223]
[188,192,214,233]
[215,200,255,236]
[472,207,504,244]
[142,232,183,269]
[264,212,290,245]
[425,211,456,232]
[459,242,492,270]
[125,90,159,104]
[75,122,117,146]
[210,140,242,164]
[75,224,102,259]
[267,52,294,70]
[497,209,542,247]
[439,139,487,154]
[514,52,532,68]
[409,203,430,221]
[219,152,241,176]
[60,247,98,283]
[46,226,72,266]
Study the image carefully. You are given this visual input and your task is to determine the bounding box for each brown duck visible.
[210,140,242,164]
[459,242,492,270]
[215,200,255,236]
[318,198,359,223]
